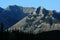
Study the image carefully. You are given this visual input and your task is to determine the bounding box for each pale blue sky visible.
[0,0,60,11]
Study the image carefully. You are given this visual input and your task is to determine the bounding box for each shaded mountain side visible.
[0,10,27,29]
[7,16,27,31]
[0,5,35,30]
[0,7,4,13]
[52,10,60,21]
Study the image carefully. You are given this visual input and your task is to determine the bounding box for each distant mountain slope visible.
[0,5,35,29]
[0,7,4,13]
[7,16,27,31]
[52,10,60,21]
[7,6,60,34]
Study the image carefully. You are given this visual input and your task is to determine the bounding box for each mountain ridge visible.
[0,5,35,30]
[5,6,60,34]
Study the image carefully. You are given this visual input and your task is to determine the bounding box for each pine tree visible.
[0,22,3,40]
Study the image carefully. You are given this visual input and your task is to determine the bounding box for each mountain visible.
[52,10,60,21]
[0,5,35,30]
[0,7,4,13]
[6,6,60,34]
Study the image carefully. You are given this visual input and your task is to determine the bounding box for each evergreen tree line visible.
[0,22,60,40]
[0,29,60,40]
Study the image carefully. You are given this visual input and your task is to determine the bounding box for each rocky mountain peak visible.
[36,6,43,15]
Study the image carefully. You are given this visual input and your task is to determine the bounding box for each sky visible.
[0,0,60,11]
